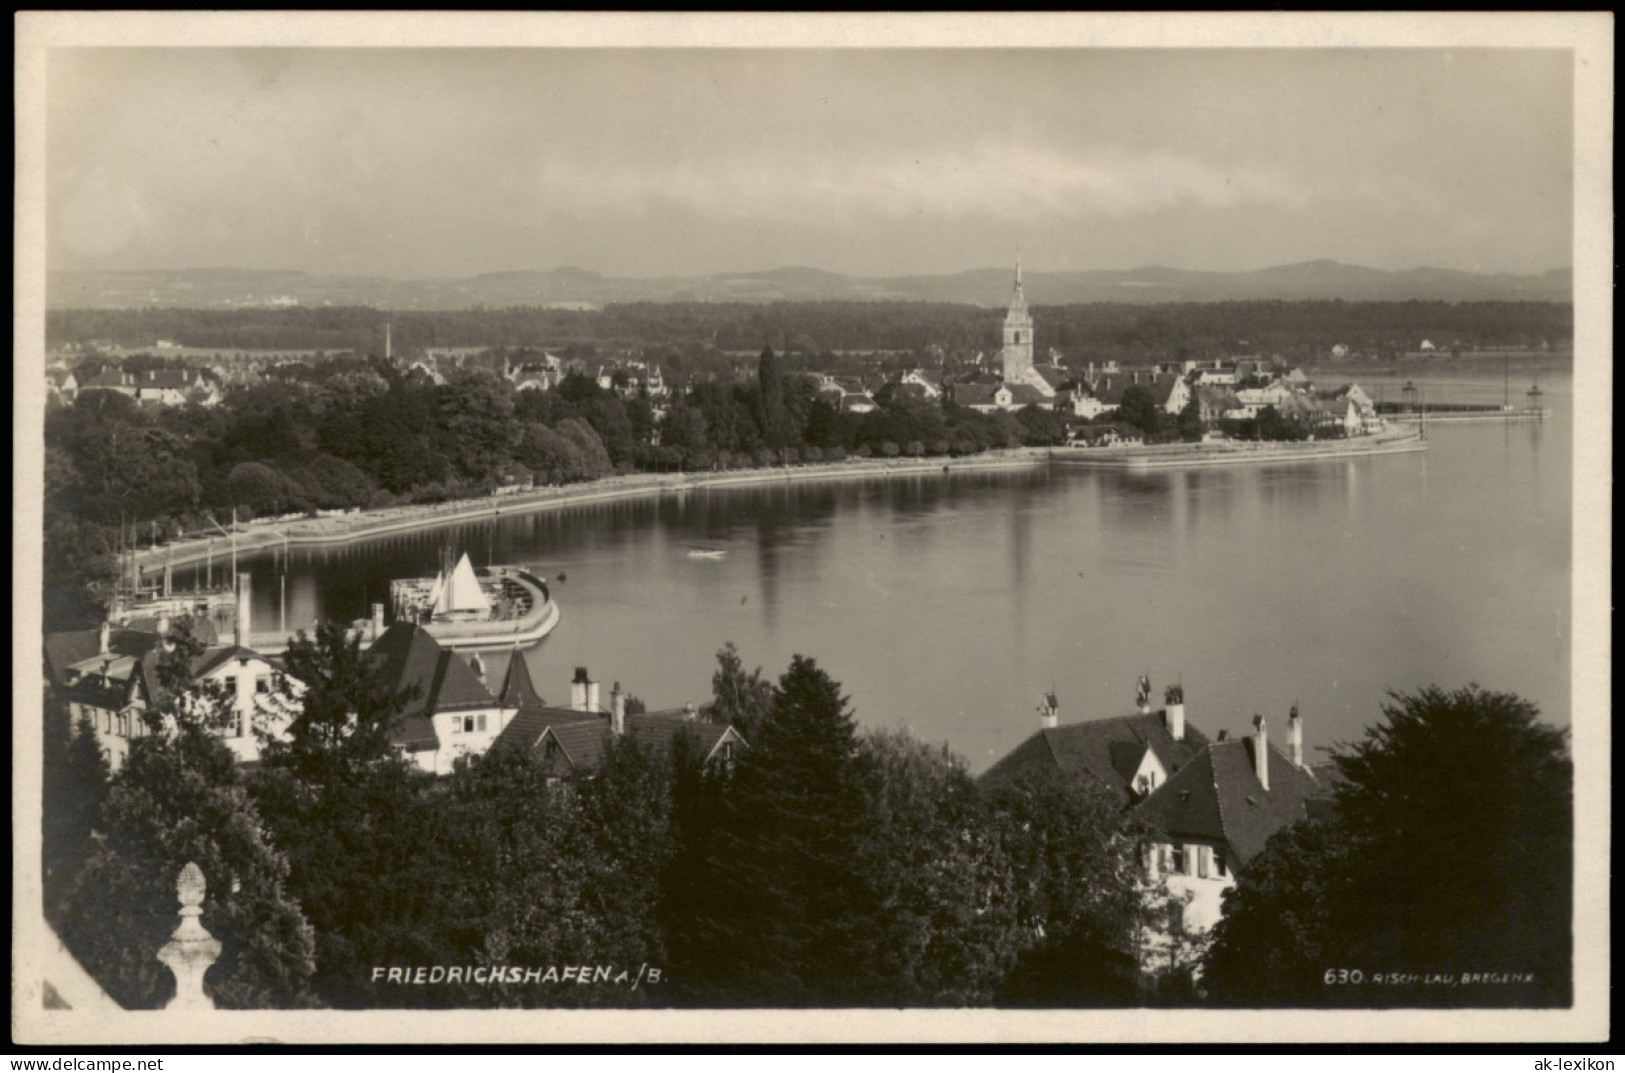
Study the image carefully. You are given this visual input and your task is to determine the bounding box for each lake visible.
[187,364,1572,774]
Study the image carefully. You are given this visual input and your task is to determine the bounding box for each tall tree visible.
[251,620,438,1007]
[1203,684,1572,1008]
[667,655,875,1005]
[854,730,1022,1004]
[756,346,788,448]
[705,642,776,741]
[986,768,1147,1005]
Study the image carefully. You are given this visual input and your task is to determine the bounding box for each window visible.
[1197,846,1210,879]
[223,676,237,697]
[475,714,486,733]
[1169,844,1186,875]
[1215,849,1228,878]
[256,676,271,695]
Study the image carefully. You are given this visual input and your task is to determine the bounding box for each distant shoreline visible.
[132,430,1430,576]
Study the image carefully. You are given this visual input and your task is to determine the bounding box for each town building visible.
[44,616,297,770]
[980,679,1331,986]
[491,664,747,781]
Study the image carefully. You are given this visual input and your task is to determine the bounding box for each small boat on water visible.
[388,550,559,649]
[686,548,727,560]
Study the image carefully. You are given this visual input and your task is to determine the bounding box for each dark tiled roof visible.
[1003,384,1050,406]
[980,710,1211,808]
[492,706,602,753]
[545,721,610,771]
[498,652,546,710]
[368,622,499,751]
[1133,738,1327,865]
[43,629,106,687]
[953,383,1002,406]
[626,713,734,762]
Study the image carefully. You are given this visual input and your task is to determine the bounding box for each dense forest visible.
[47,299,1572,366]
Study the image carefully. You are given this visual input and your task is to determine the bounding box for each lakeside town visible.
[26,31,1597,1042]
[37,273,1574,1013]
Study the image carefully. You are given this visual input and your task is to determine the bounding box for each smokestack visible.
[1252,714,1270,791]
[371,602,385,641]
[1287,704,1304,769]
[1038,691,1059,731]
[1164,684,1185,741]
[235,572,252,647]
[611,682,626,736]
[571,667,590,712]
[99,620,111,656]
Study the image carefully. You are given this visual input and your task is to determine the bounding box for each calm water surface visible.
[190,366,1572,773]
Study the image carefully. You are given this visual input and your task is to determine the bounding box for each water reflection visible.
[188,371,1571,772]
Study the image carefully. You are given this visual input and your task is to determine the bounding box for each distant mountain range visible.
[47,260,1572,310]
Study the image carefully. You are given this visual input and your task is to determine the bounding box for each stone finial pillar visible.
[158,861,220,1010]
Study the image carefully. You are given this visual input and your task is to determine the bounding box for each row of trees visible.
[48,299,1573,363]
[44,622,1573,1009]
[42,348,1065,632]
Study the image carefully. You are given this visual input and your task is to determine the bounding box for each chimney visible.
[585,675,601,714]
[570,667,590,712]
[235,572,252,647]
[1287,703,1304,769]
[1135,674,1151,714]
[99,620,111,656]
[610,682,626,736]
[682,703,697,722]
[1252,714,1270,791]
[1216,729,1229,741]
[1038,691,1059,730]
[371,602,385,641]
[1164,684,1185,741]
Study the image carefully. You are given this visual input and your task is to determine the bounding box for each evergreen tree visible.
[251,620,439,1007]
[667,655,875,1005]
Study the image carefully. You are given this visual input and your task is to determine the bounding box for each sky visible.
[45,47,1574,279]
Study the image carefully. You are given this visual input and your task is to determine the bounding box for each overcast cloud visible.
[46,48,1573,278]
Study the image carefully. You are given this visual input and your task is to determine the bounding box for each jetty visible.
[1052,426,1427,470]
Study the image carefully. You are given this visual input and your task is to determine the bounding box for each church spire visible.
[1014,248,1024,299]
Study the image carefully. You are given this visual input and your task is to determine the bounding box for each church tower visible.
[1001,252,1034,386]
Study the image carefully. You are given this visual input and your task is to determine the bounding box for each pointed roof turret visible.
[1008,249,1028,315]
[498,648,546,710]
